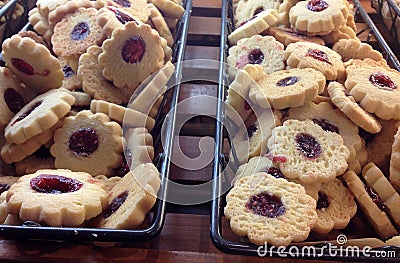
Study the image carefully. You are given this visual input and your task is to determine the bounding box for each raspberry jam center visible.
[12,101,42,126]
[248,49,264,65]
[306,49,331,64]
[312,119,339,133]
[108,7,135,24]
[113,0,131,7]
[62,65,75,78]
[365,186,387,212]
[266,167,286,179]
[11,58,35,76]
[317,191,330,209]
[369,72,397,90]
[295,132,322,159]
[71,22,90,41]
[30,174,83,194]
[307,0,329,12]
[246,192,286,218]
[276,76,299,87]
[122,36,145,64]
[103,191,129,218]
[4,88,25,113]
[68,128,99,156]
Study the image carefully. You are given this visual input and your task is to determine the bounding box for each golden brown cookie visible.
[151,0,185,19]
[390,126,400,192]
[265,27,325,47]
[148,3,173,47]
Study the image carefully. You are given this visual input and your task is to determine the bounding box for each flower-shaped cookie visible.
[6,169,108,226]
[235,0,281,27]
[224,173,317,246]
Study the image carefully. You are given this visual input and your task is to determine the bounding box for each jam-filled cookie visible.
[289,0,348,35]
[235,0,281,27]
[77,45,128,104]
[313,179,357,234]
[97,6,141,39]
[50,110,123,176]
[1,35,64,93]
[285,41,345,81]
[248,66,325,109]
[227,35,285,77]
[332,39,383,62]
[4,89,75,145]
[268,119,350,184]
[98,163,160,229]
[108,0,150,22]
[345,66,400,120]
[6,169,108,227]
[98,22,164,93]
[390,126,400,192]
[265,27,325,47]
[224,173,317,246]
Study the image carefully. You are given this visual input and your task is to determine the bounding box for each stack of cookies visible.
[0,0,185,229]
[226,0,400,247]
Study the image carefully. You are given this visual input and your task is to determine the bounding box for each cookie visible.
[284,41,345,81]
[289,0,348,35]
[77,45,128,104]
[125,127,155,171]
[98,163,160,229]
[68,90,92,107]
[327,81,382,134]
[268,119,350,184]
[343,170,398,239]
[332,39,383,62]
[228,9,279,46]
[235,0,281,27]
[1,35,64,93]
[98,22,164,93]
[14,146,55,176]
[4,89,75,145]
[51,7,104,58]
[265,27,325,47]
[6,169,108,227]
[224,172,317,246]
[36,0,70,19]
[277,0,301,27]
[148,3,173,47]
[313,179,357,234]
[108,0,150,22]
[320,25,358,46]
[233,156,321,200]
[17,31,49,49]
[50,110,123,176]
[344,58,391,72]
[151,0,185,19]
[28,7,53,43]
[249,67,326,109]
[345,66,400,120]
[90,99,155,131]
[390,126,400,192]
[58,56,82,91]
[227,34,285,77]
[362,163,400,230]
[385,235,400,246]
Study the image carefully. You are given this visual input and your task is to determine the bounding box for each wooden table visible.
[0,0,396,262]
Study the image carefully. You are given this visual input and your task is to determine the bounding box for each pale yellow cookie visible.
[320,25,358,46]
[148,3,173,47]
[235,0,281,27]
[278,0,301,27]
[108,0,150,22]
[332,39,383,62]
[28,7,53,43]
[58,56,82,91]
[124,127,155,171]
[36,0,70,19]
[14,146,55,176]
[266,26,325,47]
[151,0,185,19]
[390,126,400,192]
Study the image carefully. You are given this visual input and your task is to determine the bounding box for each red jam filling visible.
[113,0,131,7]
[30,174,83,194]
[276,76,299,87]
[307,0,329,12]
[248,49,264,65]
[68,128,99,156]
[246,192,286,218]
[266,153,288,163]
[11,101,42,126]
[306,49,331,65]
[71,22,90,41]
[103,191,129,218]
[4,88,25,113]
[369,72,397,90]
[316,191,330,209]
[295,132,322,159]
[365,186,387,212]
[122,36,145,64]
[266,167,287,179]
[312,118,339,133]
[11,58,35,76]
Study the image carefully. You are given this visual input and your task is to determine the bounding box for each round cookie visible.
[284,41,345,81]
[4,89,75,145]
[50,110,123,176]
[6,169,108,227]
[289,0,348,35]
[77,45,128,104]
[151,0,185,19]
[268,119,350,184]
[98,22,164,92]
[332,39,383,62]
[224,172,318,246]
[320,25,358,46]
[1,35,64,93]
[98,163,160,229]
[235,0,281,27]
[265,27,325,47]
[278,0,301,27]
[390,126,400,192]
[345,66,400,120]
[108,0,150,22]
[249,66,326,109]
[227,34,285,77]
[327,81,382,134]
[93,175,122,194]
[313,179,357,234]
[36,0,70,19]
[28,7,53,43]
